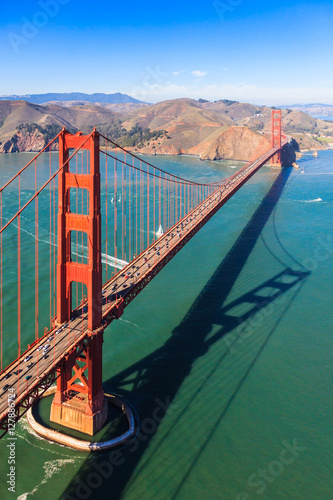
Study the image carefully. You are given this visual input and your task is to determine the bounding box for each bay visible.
[0,150,332,500]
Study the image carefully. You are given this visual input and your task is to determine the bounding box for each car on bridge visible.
[23,355,32,362]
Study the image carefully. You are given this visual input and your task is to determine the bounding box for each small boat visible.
[292,162,299,169]
[313,150,318,157]
[301,167,304,174]
[156,224,164,237]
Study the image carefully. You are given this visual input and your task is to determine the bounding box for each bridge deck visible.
[0,145,282,429]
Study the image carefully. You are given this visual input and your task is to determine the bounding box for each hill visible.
[1,97,332,161]
[118,98,332,159]
[120,98,234,154]
[280,103,333,118]
[44,101,148,114]
[0,100,121,153]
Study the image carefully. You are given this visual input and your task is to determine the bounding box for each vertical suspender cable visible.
[105,139,108,280]
[121,161,124,262]
[17,177,21,396]
[136,162,138,257]
[129,158,131,261]
[0,192,2,371]
[49,151,52,327]
[124,154,127,262]
[132,158,135,259]
[153,174,156,240]
[140,160,143,253]
[167,175,169,230]
[174,179,176,226]
[147,164,150,248]
[159,174,161,230]
[35,160,39,341]
[114,152,118,273]
[53,161,56,319]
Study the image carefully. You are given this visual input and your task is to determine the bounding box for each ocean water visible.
[0,150,332,500]
[312,115,333,121]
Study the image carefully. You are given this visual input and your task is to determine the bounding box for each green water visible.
[0,151,332,500]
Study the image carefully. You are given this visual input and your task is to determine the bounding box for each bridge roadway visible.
[0,145,283,429]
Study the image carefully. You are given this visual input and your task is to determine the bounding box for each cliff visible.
[188,126,271,161]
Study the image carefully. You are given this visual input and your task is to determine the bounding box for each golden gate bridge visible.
[0,110,286,439]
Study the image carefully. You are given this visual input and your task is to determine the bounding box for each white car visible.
[23,355,32,362]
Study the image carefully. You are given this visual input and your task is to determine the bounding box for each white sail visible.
[156,224,164,237]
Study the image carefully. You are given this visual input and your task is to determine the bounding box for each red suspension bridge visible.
[0,110,287,437]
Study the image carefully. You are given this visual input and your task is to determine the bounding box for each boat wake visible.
[101,252,128,270]
[303,197,323,203]
[17,458,78,499]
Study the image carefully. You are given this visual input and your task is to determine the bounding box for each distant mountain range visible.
[0,92,145,105]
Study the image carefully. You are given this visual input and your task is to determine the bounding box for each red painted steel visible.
[271,109,282,166]
[56,130,102,332]
[0,118,287,436]
[54,130,104,423]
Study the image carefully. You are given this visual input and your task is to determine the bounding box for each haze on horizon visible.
[0,0,332,107]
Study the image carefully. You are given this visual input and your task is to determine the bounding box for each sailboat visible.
[313,150,318,157]
[301,167,304,174]
[156,224,164,237]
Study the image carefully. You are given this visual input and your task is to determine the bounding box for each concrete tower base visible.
[50,393,108,436]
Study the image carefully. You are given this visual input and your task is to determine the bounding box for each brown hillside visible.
[122,98,234,130]
[122,98,235,155]
[189,126,271,161]
[1,97,325,160]
[0,100,121,152]
[0,100,120,134]
[44,101,148,114]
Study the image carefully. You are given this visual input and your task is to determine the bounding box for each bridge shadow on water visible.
[62,167,310,500]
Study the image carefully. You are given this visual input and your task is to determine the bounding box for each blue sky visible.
[1,0,332,105]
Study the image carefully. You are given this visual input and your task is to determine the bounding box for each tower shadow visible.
[62,167,309,500]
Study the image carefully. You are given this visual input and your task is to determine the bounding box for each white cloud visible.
[173,71,180,76]
[192,70,207,78]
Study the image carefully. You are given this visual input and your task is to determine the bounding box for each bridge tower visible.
[271,109,282,167]
[50,130,107,435]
